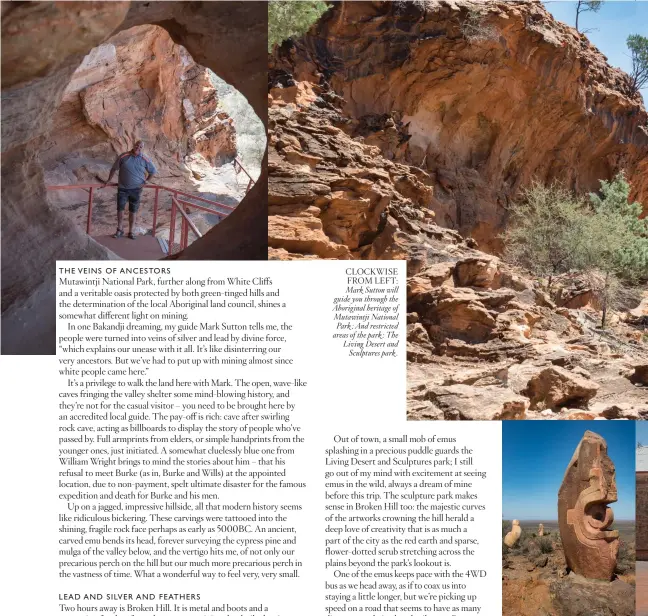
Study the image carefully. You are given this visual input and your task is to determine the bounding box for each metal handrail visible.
[233,157,256,194]
[175,200,203,238]
[169,197,203,256]
[45,182,234,237]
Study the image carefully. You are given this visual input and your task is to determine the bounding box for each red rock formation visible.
[1,1,267,355]
[268,0,648,418]
[271,0,648,251]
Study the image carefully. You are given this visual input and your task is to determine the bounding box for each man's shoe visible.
[128,232,136,240]
[112,229,124,238]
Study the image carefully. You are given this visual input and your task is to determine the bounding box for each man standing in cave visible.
[102,140,157,239]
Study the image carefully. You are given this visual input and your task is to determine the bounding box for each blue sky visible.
[503,422,635,521]
[543,1,648,102]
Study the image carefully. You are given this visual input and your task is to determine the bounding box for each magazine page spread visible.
[1,2,647,616]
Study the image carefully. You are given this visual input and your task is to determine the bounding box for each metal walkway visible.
[94,234,166,260]
[47,158,255,259]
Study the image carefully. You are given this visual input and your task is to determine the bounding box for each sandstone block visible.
[525,366,599,410]
[454,257,499,288]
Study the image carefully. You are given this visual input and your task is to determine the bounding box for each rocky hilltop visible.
[268,0,648,418]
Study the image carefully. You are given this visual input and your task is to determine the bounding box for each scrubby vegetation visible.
[627,34,648,96]
[268,0,330,52]
[503,173,648,327]
[461,8,499,43]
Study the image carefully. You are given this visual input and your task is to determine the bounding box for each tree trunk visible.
[601,271,609,328]
[575,0,581,32]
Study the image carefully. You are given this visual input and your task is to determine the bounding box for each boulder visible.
[424,288,498,343]
[524,366,599,410]
[454,257,498,288]
[591,402,648,420]
[630,364,648,386]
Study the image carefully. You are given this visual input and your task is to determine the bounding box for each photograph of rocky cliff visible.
[2,1,268,354]
[267,0,648,419]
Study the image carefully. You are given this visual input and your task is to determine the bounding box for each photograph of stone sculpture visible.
[267,0,648,419]
[502,422,635,616]
[1,1,268,354]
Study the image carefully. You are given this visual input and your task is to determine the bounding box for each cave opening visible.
[1,1,268,354]
[44,24,266,259]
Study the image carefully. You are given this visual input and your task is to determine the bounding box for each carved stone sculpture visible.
[538,523,544,537]
[558,431,619,581]
[504,519,521,547]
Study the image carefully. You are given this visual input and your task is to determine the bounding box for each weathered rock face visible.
[271,0,648,251]
[2,1,268,354]
[268,0,648,419]
[558,431,619,581]
[43,24,237,237]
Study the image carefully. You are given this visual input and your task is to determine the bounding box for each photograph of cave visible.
[267,0,648,418]
[1,1,268,354]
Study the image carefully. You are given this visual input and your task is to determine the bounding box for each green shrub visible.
[502,182,590,291]
[503,174,648,328]
[268,1,330,52]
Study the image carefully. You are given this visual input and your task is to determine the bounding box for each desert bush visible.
[461,8,499,43]
[503,174,648,328]
[268,0,330,52]
[517,530,537,555]
[502,182,590,291]
[538,537,554,554]
[615,539,634,575]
